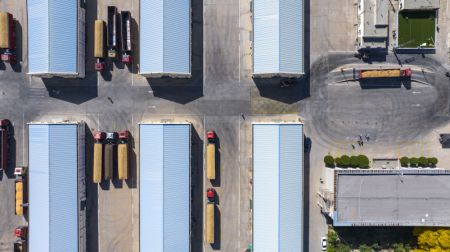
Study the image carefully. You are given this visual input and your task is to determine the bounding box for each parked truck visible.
[117,130,129,180]
[107,6,118,60]
[94,20,105,71]
[0,119,11,171]
[0,12,15,63]
[206,131,216,180]
[120,11,132,64]
[13,240,26,252]
[357,68,412,79]
[93,131,106,183]
[206,188,216,244]
[15,179,23,215]
[104,132,117,180]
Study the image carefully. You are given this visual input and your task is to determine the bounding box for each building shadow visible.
[211,135,221,187]
[125,132,137,189]
[210,205,221,250]
[11,20,22,73]
[84,126,99,252]
[191,126,204,252]
[146,0,204,104]
[358,48,388,64]
[394,48,436,54]
[42,74,98,104]
[334,227,415,249]
[303,134,311,252]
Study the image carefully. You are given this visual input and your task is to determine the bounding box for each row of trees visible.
[400,157,438,167]
[324,155,370,168]
[412,227,450,251]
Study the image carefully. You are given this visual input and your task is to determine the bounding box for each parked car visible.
[321,236,327,251]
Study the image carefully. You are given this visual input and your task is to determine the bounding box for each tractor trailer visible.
[107,6,118,60]
[15,179,23,215]
[117,130,129,180]
[94,20,105,71]
[357,68,412,79]
[104,132,118,180]
[0,12,15,63]
[206,131,216,180]
[206,188,216,244]
[121,11,132,64]
[93,131,105,183]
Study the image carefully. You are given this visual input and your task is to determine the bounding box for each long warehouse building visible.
[139,0,191,78]
[28,122,86,252]
[253,0,304,77]
[27,0,85,78]
[253,123,304,252]
[139,123,191,252]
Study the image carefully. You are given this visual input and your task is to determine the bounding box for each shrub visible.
[371,243,381,252]
[336,244,351,252]
[340,155,351,168]
[393,243,407,252]
[335,157,342,167]
[324,155,335,167]
[410,157,419,167]
[400,157,409,167]
[428,157,438,167]
[357,155,370,168]
[419,157,428,167]
[359,244,372,252]
[349,156,359,168]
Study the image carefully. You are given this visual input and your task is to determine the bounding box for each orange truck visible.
[357,68,412,79]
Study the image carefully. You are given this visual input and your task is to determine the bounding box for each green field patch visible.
[398,10,436,48]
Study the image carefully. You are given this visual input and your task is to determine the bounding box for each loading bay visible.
[0,0,450,252]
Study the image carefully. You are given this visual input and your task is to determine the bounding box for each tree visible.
[359,244,372,252]
[428,157,438,167]
[393,243,407,252]
[336,244,351,252]
[350,156,359,168]
[340,155,351,168]
[371,243,381,252]
[410,157,419,167]
[418,157,428,167]
[416,228,450,251]
[324,155,335,167]
[400,157,409,167]
[335,157,342,168]
[357,155,370,168]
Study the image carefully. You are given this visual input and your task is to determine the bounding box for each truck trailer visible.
[94,20,105,71]
[357,68,412,79]
[206,131,216,180]
[117,130,129,180]
[93,131,105,183]
[107,6,118,60]
[0,12,15,63]
[104,132,117,181]
[206,203,215,244]
[15,179,24,215]
[120,11,132,64]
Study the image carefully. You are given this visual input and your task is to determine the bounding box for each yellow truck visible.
[15,179,23,215]
[93,131,105,183]
[117,130,129,180]
[206,131,216,180]
[357,68,412,79]
[94,20,105,71]
[206,203,215,244]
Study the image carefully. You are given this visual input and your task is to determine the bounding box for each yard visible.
[398,10,436,48]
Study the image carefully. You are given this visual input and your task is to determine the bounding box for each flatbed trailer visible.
[107,6,118,60]
[120,11,132,64]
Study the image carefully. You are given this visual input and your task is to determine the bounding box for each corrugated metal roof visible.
[140,124,191,252]
[139,0,191,76]
[27,0,79,75]
[253,124,303,252]
[253,0,304,76]
[29,124,79,252]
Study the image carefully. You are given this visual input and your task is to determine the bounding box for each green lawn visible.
[398,10,436,48]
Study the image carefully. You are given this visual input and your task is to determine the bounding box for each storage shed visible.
[252,123,304,252]
[139,123,191,252]
[139,0,191,78]
[27,0,85,77]
[253,0,304,77]
[28,122,86,252]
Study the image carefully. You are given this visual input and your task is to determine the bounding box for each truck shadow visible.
[5,125,16,179]
[125,132,137,189]
[211,135,221,187]
[210,205,221,250]
[11,20,22,73]
[191,126,204,252]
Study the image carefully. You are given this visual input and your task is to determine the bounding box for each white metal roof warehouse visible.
[28,122,86,252]
[27,0,85,77]
[253,0,304,77]
[139,123,191,252]
[253,123,304,252]
[139,0,191,78]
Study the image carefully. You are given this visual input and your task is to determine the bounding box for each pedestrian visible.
[365,134,370,141]
[351,144,355,149]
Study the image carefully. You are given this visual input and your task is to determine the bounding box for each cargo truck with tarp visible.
[206,188,216,244]
[206,131,216,180]
[15,179,24,215]
[104,132,117,181]
[120,11,132,64]
[117,130,129,180]
[107,6,118,60]
[357,68,412,79]
[93,131,105,183]
[0,12,15,63]
[94,20,105,71]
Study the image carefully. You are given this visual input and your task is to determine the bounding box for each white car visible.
[321,236,327,251]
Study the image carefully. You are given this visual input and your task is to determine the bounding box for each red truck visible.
[0,12,15,63]
[0,119,11,170]
[121,11,132,64]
